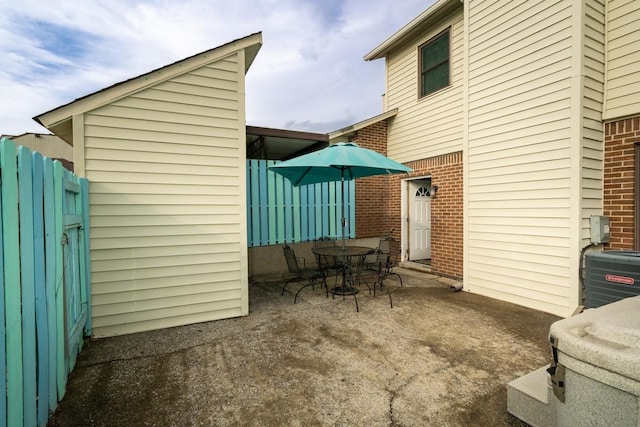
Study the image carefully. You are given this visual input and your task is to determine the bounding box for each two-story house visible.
[333,0,640,318]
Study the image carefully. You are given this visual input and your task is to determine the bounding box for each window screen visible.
[420,29,450,97]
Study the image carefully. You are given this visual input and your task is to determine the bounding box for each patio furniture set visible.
[268,141,411,311]
[280,237,402,312]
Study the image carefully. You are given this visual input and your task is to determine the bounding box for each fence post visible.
[81,179,92,335]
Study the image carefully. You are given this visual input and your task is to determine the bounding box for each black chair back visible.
[282,245,301,276]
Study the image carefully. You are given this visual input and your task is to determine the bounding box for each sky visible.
[0,0,436,136]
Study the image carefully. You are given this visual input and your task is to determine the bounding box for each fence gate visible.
[61,171,90,374]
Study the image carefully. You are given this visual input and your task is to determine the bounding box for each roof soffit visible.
[364,0,461,61]
[246,126,329,160]
[244,41,262,71]
[35,32,263,130]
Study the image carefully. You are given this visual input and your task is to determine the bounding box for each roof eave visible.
[328,109,398,142]
[34,32,263,133]
[364,0,461,61]
[246,125,328,142]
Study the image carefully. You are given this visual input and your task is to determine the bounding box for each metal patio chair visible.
[281,244,327,303]
[358,250,394,308]
[313,238,343,287]
[363,236,403,287]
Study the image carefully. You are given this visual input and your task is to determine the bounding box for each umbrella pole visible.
[341,173,346,250]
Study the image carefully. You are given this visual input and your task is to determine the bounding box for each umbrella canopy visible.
[268,142,412,247]
[268,142,412,187]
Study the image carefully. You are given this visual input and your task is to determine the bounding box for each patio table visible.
[312,246,373,310]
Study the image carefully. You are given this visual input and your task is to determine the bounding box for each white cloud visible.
[0,0,434,136]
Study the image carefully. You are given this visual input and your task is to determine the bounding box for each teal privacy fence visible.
[0,138,91,427]
[247,160,355,246]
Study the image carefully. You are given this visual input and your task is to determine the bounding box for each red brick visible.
[604,115,640,250]
[352,121,463,278]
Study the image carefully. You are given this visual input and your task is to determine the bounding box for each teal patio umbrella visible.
[268,142,412,247]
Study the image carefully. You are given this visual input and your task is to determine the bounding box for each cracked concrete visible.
[48,268,558,426]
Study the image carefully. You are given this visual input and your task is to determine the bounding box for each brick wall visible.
[604,116,640,250]
[350,121,393,239]
[349,120,463,279]
[401,153,464,278]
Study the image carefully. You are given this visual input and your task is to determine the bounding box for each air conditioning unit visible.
[584,251,640,308]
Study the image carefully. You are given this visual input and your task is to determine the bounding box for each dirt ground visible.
[48,268,559,426]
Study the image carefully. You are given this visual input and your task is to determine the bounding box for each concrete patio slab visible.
[48,268,559,426]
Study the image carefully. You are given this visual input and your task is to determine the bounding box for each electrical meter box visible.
[590,215,610,244]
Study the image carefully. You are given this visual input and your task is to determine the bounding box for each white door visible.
[409,181,432,260]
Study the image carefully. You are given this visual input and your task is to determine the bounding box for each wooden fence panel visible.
[32,152,49,427]
[1,139,23,427]
[43,158,58,414]
[246,160,355,246]
[53,161,66,400]
[0,139,7,427]
[0,138,90,426]
[18,147,37,426]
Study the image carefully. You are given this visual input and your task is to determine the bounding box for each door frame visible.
[401,176,432,262]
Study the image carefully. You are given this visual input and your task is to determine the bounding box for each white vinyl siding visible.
[581,0,606,240]
[370,0,612,317]
[385,7,464,163]
[85,54,247,337]
[466,0,575,316]
[604,0,640,120]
